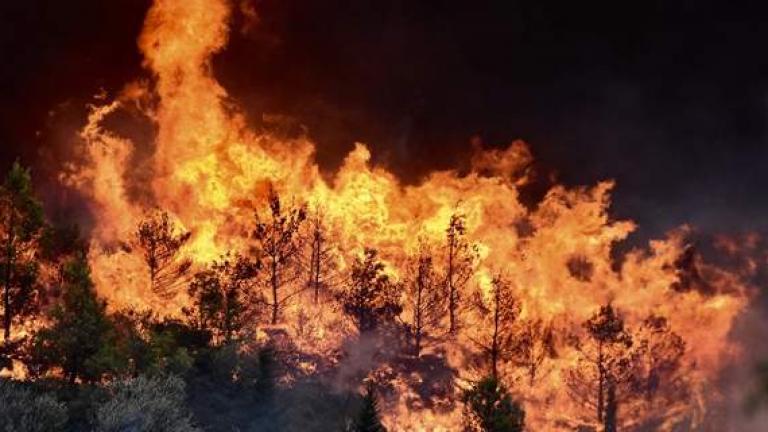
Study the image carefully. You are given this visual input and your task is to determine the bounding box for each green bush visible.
[93,375,199,432]
[0,378,67,432]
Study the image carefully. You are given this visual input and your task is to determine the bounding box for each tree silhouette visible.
[631,314,686,405]
[444,212,477,334]
[510,318,556,386]
[184,254,260,345]
[253,189,306,324]
[351,383,387,432]
[136,210,192,299]
[0,162,44,346]
[403,243,444,357]
[471,274,520,379]
[341,248,401,334]
[462,375,525,432]
[303,209,338,304]
[567,303,634,426]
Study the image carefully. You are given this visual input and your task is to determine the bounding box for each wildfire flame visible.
[59,0,753,430]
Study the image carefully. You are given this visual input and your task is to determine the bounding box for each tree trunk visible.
[491,288,500,379]
[447,239,456,334]
[603,379,617,432]
[3,208,15,343]
[597,343,605,423]
[414,280,423,357]
[271,257,279,325]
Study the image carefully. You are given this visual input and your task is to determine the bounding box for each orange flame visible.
[60,0,753,429]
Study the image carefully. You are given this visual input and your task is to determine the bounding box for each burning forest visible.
[1,0,767,431]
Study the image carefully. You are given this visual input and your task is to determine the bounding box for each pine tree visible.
[567,304,633,426]
[0,162,44,345]
[30,255,125,383]
[184,254,260,345]
[303,209,339,304]
[462,376,525,432]
[253,189,306,324]
[511,318,556,386]
[136,210,192,299]
[631,314,686,405]
[351,383,387,432]
[444,212,476,334]
[404,244,444,357]
[472,274,520,379]
[341,248,401,334]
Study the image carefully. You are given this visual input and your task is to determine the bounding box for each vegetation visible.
[29,255,125,384]
[340,248,401,334]
[94,375,199,432]
[462,376,525,432]
[0,162,44,345]
[0,163,729,431]
[136,210,192,299]
[350,383,387,432]
[0,379,67,431]
[253,189,306,325]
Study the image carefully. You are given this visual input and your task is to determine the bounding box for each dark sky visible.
[1,0,767,239]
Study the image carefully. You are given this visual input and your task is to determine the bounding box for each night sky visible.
[1,0,767,239]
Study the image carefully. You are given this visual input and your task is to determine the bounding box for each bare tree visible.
[567,303,634,426]
[253,189,306,325]
[471,274,520,379]
[303,209,338,304]
[403,244,444,357]
[136,210,192,299]
[511,318,556,386]
[444,211,476,334]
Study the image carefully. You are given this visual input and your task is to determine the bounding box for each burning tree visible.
[471,274,520,379]
[510,318,556,386]
[0,162,44,346]
[136,210,193,299]
[341,248,401,334]
[567,303,634,429]
[443,212,477,334]
[304,209,338,304]
[631,314,687,406]
[253,189,306,324]
[184,254,261,345]
[403,244,444,357]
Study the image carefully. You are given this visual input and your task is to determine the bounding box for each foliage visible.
[253,188,306,324]
[136,210,192,299]
[30,256,127,383]
[462,376,525,432]
[0,378,68,431]
[94,374,200,432]
[630,314,686,404]
[0,161,44,344]
[444,212,477,334]
[404,245,444,357]
[472,274,520,379]
[303,209,339,304]
[510,318,556,386]
[567,303,633,425]
[341,248,401,334]
[350,383,387,432]
[184,254,260,345]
